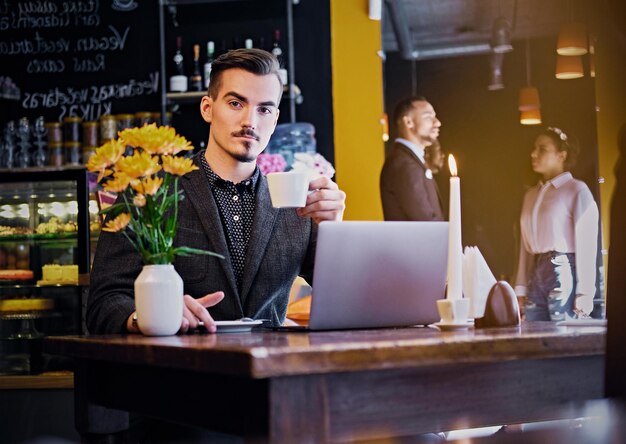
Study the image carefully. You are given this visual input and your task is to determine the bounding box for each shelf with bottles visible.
[167,34,293,95]
[159,0,297,124]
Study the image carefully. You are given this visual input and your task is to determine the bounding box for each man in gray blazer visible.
[380,96,444,221]
[87,49,346,334]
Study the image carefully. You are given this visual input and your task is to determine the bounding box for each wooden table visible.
[45,322,606,443]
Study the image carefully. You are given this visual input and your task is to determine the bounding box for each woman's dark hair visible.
[539,126,580,170]
[208,48,283,102]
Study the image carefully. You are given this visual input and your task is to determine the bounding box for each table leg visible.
[73,360,129,437]
[269,374,330,443]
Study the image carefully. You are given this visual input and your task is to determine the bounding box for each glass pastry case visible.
[0,167,96,375]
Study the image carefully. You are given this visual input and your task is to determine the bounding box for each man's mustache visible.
[232,128,260,141]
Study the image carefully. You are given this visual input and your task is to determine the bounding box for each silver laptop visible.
[287,221,449,330]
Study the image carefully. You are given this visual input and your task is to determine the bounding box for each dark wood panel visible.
[0,371,73,390]
[45,323,605,378]
[325,357,604,441]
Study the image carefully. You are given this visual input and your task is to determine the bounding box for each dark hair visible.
[392,96,428,127]
[539,126,580,170]
[208,48,283,102]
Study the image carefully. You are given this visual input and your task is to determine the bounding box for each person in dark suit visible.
[380,96,444,221]
[87,48,346,335]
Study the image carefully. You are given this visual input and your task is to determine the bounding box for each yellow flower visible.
[103,172,131,193]
[102,213,131,233]
[162,156,199,176]
[86,140,126,182]
[133,194,146,207]
[115,151,161,179]
[120,123,193,156]
[131,176,163,196]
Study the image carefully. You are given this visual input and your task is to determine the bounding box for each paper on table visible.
[463,246,497,318]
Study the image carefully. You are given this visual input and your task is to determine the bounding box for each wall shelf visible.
[0,371,73,390]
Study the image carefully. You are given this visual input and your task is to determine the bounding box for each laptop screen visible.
[308,221,449,330]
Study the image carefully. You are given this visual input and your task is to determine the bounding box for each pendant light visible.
[520,109,542,125]
[518,39,541,113]
[490,1,513,54]
[556,1,588,56]
[491,16,513,53]
[557,22,588,56]
[488,52,504,90]
[555,54,584,79]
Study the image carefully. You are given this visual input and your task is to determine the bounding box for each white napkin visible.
[462,246,497,318]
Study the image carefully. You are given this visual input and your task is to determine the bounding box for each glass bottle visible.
[169,36,188,92]
[204,41,215,89]
[190,44,203,92]
[272,29,288,86]
[272,29,283,59]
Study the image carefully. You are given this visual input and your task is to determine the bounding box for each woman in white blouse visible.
[514,127,599,321]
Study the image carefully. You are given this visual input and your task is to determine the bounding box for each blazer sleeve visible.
[86,229,143,334]
[299,219,318,284]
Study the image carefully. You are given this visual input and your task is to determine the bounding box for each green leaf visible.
[99,202,127,215]
[173,246,225,259]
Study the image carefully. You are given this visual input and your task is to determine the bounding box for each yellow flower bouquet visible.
[87,123,223,264]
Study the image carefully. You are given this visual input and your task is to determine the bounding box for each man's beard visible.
[422,137,437,147]
[231,141,257,163]
[230,128,261,163]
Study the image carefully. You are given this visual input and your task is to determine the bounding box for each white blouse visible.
[514,172,599,301]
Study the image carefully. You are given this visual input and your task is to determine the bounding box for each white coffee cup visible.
[436,298,470,324]
[266,172,309,208]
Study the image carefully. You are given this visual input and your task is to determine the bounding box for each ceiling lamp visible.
[519,87,540,111]
[520,109,542,125]
[557,22,588,56]
[488,52,504,90]
[555,54,584,79]
[518,39,541,112]
[491,16,513,53]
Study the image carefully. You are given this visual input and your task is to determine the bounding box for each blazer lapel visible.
[239,176,279,305]
[397,143,444,217]
[396,143,426,170]
[181,163,240,307]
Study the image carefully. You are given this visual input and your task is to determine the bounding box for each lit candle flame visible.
[448,154,458,177]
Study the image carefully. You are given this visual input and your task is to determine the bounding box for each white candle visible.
[446,154,463,300]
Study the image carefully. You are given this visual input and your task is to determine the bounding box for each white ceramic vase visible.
[134,264,183,336]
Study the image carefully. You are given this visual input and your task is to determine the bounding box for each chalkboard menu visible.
[0,0,160,123]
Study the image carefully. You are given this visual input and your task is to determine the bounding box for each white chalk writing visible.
[22,71,159,110]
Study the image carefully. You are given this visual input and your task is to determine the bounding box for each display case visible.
[0,167,96,375]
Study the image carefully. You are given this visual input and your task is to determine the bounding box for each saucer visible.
[214,320,263,333]
[431,320,473,331]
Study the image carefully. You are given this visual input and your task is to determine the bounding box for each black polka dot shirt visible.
[200,152,259,291]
